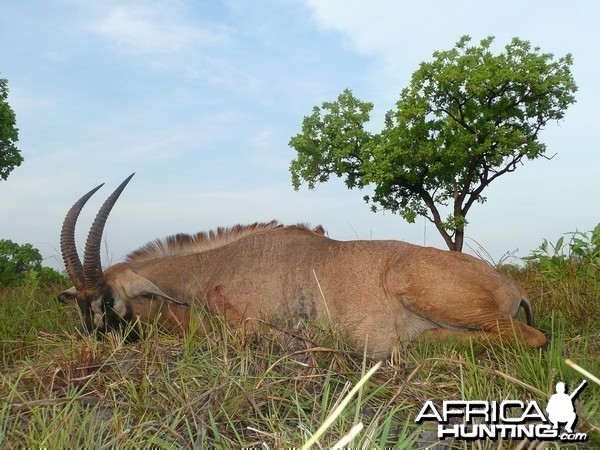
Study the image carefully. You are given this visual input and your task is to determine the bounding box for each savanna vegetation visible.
[0,239,68,287]
[0,227,598,449]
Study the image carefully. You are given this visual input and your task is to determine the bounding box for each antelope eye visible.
[104,297,115,308]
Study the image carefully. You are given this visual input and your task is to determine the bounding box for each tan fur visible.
[62,223,548,358]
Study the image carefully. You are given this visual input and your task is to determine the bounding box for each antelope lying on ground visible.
[58,174,548,358]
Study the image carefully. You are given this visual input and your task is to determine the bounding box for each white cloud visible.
[90,3,230,55]
[302,0,595,97]
[304,0,400,54]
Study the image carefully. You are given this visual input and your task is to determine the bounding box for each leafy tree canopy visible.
[0,239,42,285]
[0,76,22,182]
[290,36,577,251]
[0,239,66,286]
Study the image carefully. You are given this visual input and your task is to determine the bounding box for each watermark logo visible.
[415,380,588,442]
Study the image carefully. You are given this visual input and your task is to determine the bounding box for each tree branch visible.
[438,106,477,135]
[463,152,527,214]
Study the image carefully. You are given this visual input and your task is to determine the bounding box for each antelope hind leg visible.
[418,328,497,345]
[433,312,548,348]
[404,297,548,348]
[479,314,548,348]
[418,319,548,348]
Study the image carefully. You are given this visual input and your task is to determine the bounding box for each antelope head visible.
[58,174,142,338]
[59,174,192,340]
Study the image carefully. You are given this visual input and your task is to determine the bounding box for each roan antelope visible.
[59,174,548,358]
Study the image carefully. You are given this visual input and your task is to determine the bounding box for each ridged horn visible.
[60,183,105,291]
[83,173,135,291]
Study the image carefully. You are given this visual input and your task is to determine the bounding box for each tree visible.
[290,36,577,251]
[0,239,42,285]
[0,239,69,286]
[0,76,22,182]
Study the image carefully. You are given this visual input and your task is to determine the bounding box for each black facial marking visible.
[103,297,115,309]
[75,296,94,333]
[73,288,140,343]
[99,291,140,342]
[121,303,141,343]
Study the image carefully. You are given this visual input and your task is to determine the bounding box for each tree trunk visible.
[451,196,465,252]
[452,229,464,252]
[421,190,465,252]
[431,218,459,252]
[431,215,464,252]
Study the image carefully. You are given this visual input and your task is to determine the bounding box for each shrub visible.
[524,224,599,282]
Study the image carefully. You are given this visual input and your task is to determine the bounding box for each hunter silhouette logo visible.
[415,380,588,442]
[546,380,586,434]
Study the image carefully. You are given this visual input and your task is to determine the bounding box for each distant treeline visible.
[0,239,68,286]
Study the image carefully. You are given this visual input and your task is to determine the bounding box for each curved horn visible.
[60,183,105,291]
[83,173,135,291]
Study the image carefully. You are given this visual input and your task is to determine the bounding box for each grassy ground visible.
[0,266,598,449]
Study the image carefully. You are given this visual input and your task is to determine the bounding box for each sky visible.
[1,0,598,271]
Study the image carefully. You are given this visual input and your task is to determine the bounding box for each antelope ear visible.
[120,271,189,306]
[58,286,77,304]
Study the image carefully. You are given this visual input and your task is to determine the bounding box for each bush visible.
[0,239,68,286]
[523,224,600,282]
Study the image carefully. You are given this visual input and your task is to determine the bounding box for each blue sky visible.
[1,0,598,270]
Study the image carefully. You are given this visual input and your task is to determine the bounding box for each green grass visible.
[0,265,598,449]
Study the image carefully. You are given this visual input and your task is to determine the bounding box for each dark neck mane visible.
[126,220,325,263]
